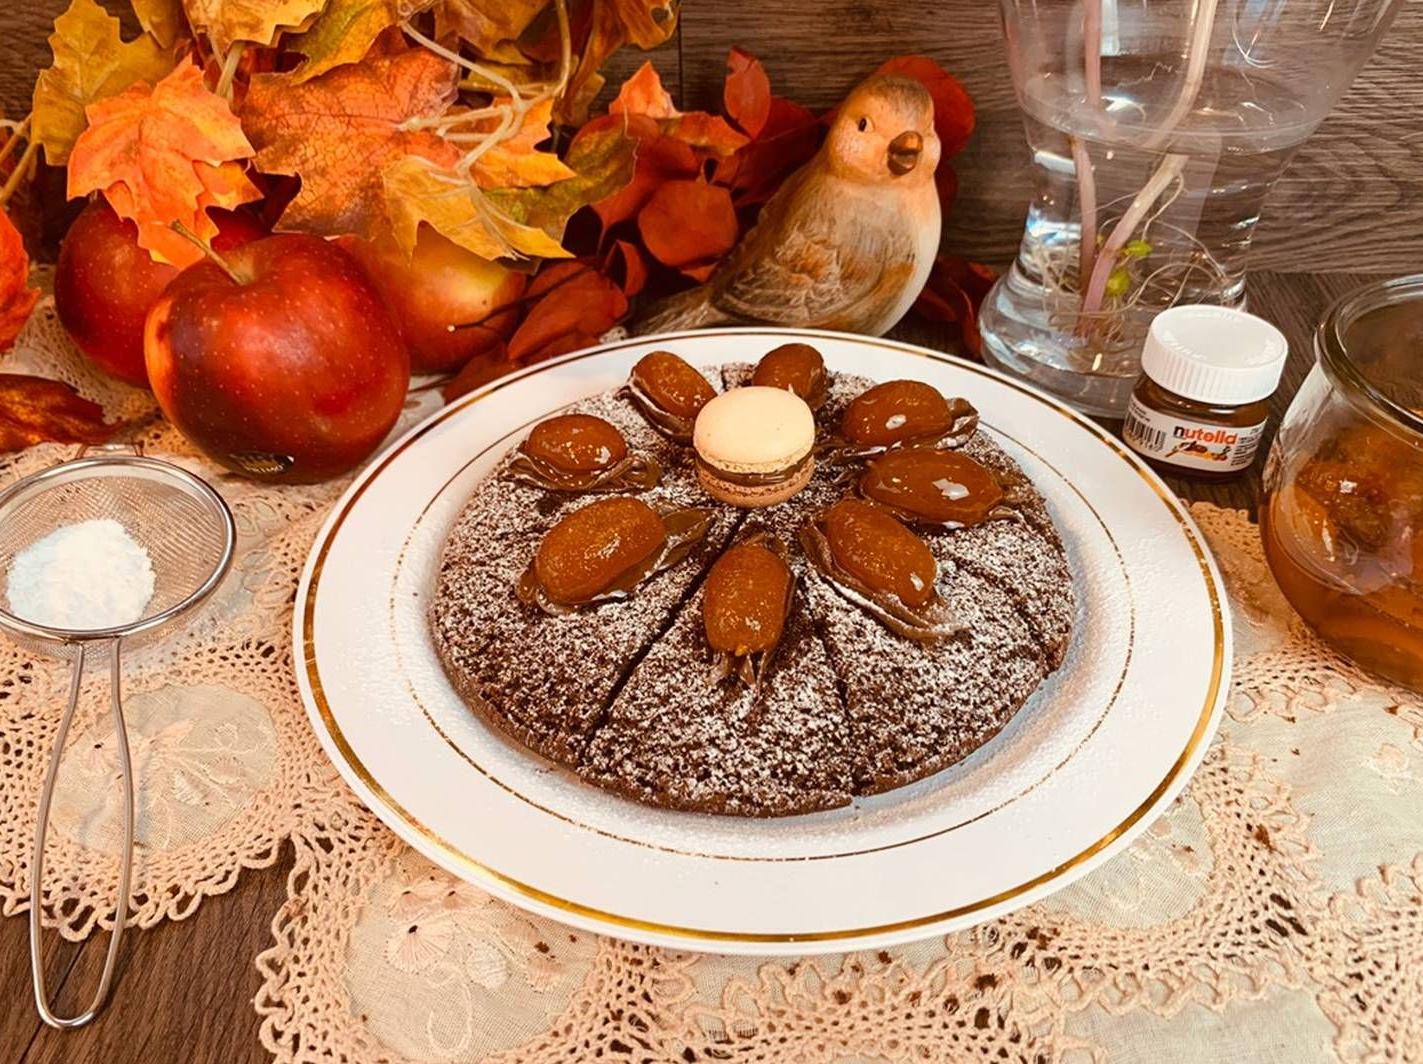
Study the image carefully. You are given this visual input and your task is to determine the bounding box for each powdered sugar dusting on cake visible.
[430,363,1076,816]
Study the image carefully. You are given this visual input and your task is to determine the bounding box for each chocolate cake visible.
[430,360,1075,817]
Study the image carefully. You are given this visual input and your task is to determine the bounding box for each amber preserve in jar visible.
[1261,276,1423,690]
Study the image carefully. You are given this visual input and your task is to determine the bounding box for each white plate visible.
[295,328,1229,955]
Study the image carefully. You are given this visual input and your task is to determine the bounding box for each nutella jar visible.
[1123,306,1289,479]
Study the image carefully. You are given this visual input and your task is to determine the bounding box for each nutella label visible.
[1123,395,1265,472]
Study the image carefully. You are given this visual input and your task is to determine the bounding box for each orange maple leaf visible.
[611,62,747,157]
[0,209,39,352]
[610,61,678,119]
[242,48,460,241]
[471,97,576,189]
[67,62,259,268]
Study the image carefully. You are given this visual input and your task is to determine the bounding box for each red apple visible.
[340,227,527,374]
[54,200,266,387]
[144,234,410,483]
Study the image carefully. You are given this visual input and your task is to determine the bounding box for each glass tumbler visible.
[1261,276,1423,691]
[980,0,1403,417]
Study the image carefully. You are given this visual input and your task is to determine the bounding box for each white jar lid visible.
[1141,305,1289,405]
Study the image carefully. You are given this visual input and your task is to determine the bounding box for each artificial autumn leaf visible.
[484,117,636,241]
[913,255,997,358]
[182,0,327,55]
[507,260,628,363]
[383,156,571,261]
[587,64,744,240]
[0,210,39,352]
[67,61,259,268]
[724,47,770,139]
[517,1,577,64]
[610,61,677,118]
[718,95,820,206]
[288,0,436,83]
[0,375,120,453]
[605,0,679,50]
[435,0,546,55]
[668,112,748,157]
[242,48,460,241]
[562,0,680,123]
[873,55,975,158]
[613,63,746,157]
[471,98,576,189]
[588,112,697,234]
[604,238,647,297]
[31,0,176,166]
[637,178,737,273]
[385,110,632,260]
[131,0,187,46]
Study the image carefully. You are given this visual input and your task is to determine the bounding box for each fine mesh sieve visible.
[0,448,235,1029]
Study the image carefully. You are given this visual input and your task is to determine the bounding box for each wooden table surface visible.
[0,269,1389,1063]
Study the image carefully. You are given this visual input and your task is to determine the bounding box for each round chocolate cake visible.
[430,355,1075,817]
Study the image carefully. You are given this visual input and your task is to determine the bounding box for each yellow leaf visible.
[484,118,635,239]
[130,0,188,47]
[434,0,546,55]
[472,98,576,189]
[31,0,175,166]
[182,0,328,54]
[384,155,571,262]
[67,62,259,267]
[608,0,679,50]
[288,0,434,83]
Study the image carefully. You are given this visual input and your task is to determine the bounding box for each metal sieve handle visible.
[29,639,134,1029]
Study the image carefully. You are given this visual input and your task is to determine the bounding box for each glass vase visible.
[979,0,1403,417]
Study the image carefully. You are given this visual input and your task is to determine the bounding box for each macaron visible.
[693,386,816,508]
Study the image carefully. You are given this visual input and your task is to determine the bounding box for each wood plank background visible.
[2,0,1420,271]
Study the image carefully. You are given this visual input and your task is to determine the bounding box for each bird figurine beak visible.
[887,131,924,176]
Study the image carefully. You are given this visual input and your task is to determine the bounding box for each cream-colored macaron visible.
[693,386,816,508]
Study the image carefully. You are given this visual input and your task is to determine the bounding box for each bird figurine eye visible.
[857,116,871,132]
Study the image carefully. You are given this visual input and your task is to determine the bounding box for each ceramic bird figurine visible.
[634,74,943,338]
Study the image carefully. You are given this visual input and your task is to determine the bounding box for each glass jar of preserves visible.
[1261,275,1423,690]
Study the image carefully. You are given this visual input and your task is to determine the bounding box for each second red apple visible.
[54,200,266,387]
[340,227,527,375]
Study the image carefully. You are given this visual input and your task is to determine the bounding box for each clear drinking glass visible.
[1261,276,1423,692]
[980,0,1403,416]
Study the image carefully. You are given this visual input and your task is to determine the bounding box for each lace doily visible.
[3,301,1422,1061]
[0,299,430,936]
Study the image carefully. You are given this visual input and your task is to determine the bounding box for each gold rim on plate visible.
[299,329,1227,946]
